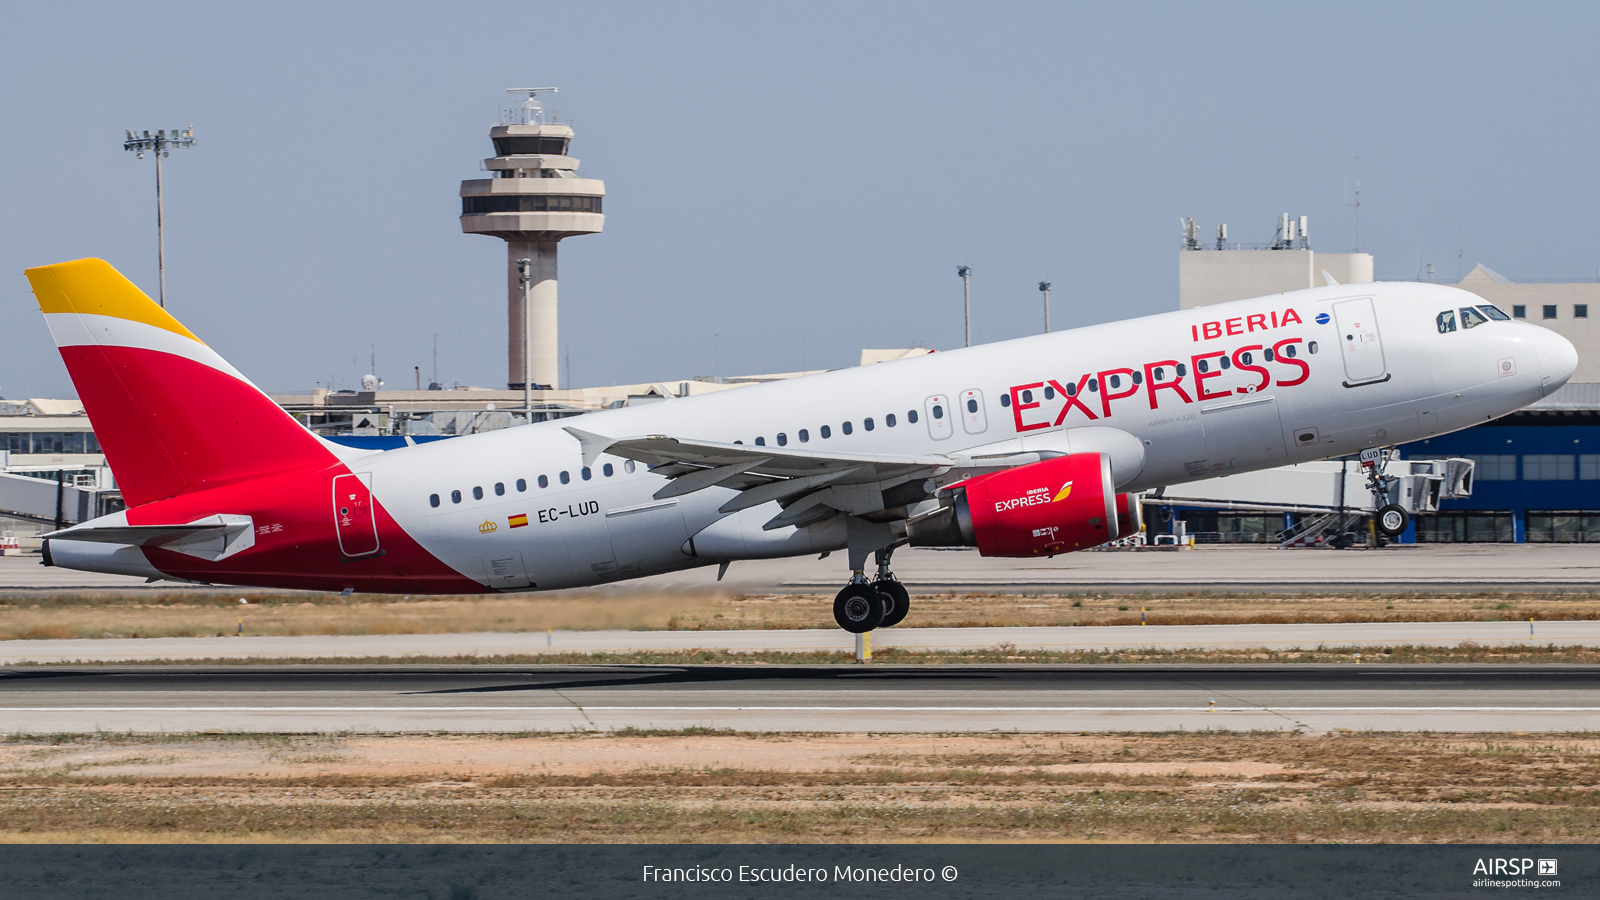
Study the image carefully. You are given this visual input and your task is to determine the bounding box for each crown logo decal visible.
[479,519,498,534]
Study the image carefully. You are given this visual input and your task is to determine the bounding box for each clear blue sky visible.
[4,1,1597,398]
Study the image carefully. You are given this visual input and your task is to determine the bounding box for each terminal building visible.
[1176,214,1600,543]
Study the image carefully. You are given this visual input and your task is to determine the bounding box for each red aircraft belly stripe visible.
[127,466,488,594]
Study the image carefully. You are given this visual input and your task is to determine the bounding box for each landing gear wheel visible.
[873,579,910,628]
[1376,504,1410,537]
[833,582,886,633]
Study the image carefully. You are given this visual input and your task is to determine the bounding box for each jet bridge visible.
[0,470,112,528]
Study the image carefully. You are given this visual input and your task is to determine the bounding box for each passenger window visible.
[1152,367,1164,381]
[1460,307,1488,329]
[777,433,788,446]
[864,418,875,431]
[821,425,832,438]
[1197,359,1208,373]
[1066,381,1077,396]
[843,421,854,434]
[494,482,505,496]
[559,471,570,484]
[624,460,636,473]
[516,478,526,492]
[1219,357,1231,370]
[1176,363,1187,376]
[1437,311,1457,333]
[1043,385,1055,400]
[538,474,549,488]
[799,428,810,442]
[451,490,462,504]
[999,394,1010,407]
[907,410,918,424]
[1088,379,1099,392]
[755,436,766,446]
[1021,389,1033,404]
[931,406,943,419]
[1108,374,1121,388]
[581,467,592,480]
[885,414,896,427]
[1283,344,1297,358]
[603,463,614,477]
[1478,304,1511,321]
[1308,341,1319,354]
[1239,352,1252,366]
[472,486,484,500]
[1263,349,1274,362]
[429,493,440,508]
[966,398,977,413]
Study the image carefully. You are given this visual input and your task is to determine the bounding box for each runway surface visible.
[5,542,1600,593]
[3,619,1595,664]
[3,665,1599,733]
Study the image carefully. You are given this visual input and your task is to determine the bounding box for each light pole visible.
[518,257,533,419]
[123,127,197,308]
[1039,281,1052,333]
[956,265,972,347]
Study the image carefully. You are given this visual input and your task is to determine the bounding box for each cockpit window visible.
[1460,306,1489,329]
[1478,304,1512,321]
[1436,310,1457,334]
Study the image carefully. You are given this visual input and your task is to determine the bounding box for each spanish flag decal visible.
[508,513,530,528]
[1052,481,1074,502]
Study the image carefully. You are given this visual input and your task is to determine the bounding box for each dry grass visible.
[4,587,1600,640]
[3,731,1599,843]
[17,643,1600,667]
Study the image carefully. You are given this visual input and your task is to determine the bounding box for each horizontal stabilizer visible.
[44,514,256,562]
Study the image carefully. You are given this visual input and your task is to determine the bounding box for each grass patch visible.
[12,642,1600,667]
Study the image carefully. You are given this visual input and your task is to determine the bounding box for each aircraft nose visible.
[1536,328,1579,397]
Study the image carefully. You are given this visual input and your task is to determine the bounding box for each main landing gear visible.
[832,545,911,633]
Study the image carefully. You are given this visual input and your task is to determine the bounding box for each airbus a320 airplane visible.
[27,259,1578,632]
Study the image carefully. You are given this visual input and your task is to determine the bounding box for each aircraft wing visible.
[564,427,1043,530]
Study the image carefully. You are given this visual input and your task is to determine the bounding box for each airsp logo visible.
[1472,858,1554,876]
[1315,312,1331,325]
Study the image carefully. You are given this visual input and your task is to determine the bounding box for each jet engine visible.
[907,453,1119,557]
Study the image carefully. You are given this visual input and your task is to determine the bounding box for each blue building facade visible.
[1396,409,1600,542]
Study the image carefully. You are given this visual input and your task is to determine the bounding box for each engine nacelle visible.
[907,453,1119,557]
[1114,492,1143,540]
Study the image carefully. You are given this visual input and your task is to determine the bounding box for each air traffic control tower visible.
[460,88,605,390]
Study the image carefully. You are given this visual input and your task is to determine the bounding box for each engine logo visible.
[1052,481,1074,502]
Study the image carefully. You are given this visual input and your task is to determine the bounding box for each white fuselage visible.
[336,281,1575,590]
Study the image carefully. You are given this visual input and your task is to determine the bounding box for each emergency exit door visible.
[332,473,381,557]
[1332,297,1388,385]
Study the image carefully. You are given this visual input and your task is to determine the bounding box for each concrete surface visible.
[2,619,1594,665]
[3,665,1597,733]
[4,543,1600,594]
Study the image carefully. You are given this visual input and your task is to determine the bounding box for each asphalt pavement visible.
[3,664,1597,733]
[2,619,1594,664]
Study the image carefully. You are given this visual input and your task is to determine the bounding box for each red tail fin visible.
[26,259,338,507]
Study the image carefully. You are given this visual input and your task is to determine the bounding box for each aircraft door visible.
[332,473,381,557]
[1332,297,1388,385]
[959,389,988,434]
[924,394,953,440]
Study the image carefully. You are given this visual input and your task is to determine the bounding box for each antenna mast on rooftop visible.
[1345,157,1363,252]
